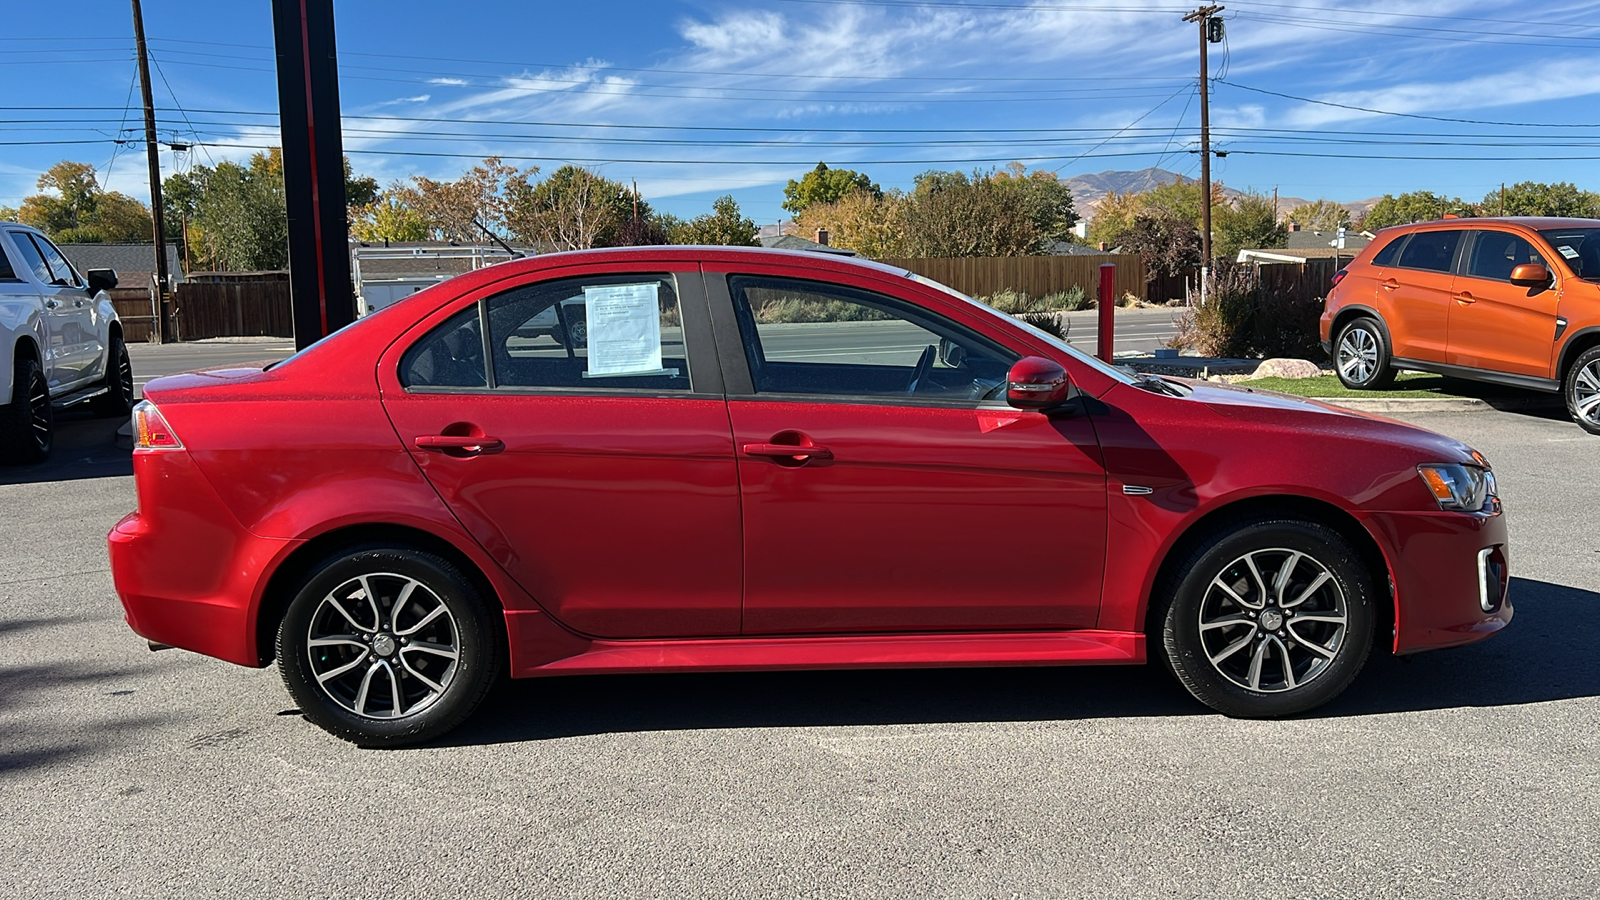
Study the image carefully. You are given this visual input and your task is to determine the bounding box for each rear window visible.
[1395,230,1461,273]
[1369,234,1405,267]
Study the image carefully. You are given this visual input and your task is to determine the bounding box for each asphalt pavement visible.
[2,350,1597,898]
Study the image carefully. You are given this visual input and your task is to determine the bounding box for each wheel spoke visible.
[1284,571,1332,608]
[1271,551,1303,605]
[1243,553,1271,604]
[357,575,382,630]
[1286,623,1337,658]
[325,595,376,634]
[400,655,447,693]
[1246,639,1270,690]
[403,640,459,661]
[1576,366,1600,392]
[1209,633,1255,665]
[308,635,367,651]
[388,580,419,631]
[316,651,371,685]
[1577,393,1600,417]
[1276,638,1298,690]
[1211,576,1260,610]
[395,602,446,637]
[383,662,405,717]
[353,662,383,716]
[1200,613,1256,633]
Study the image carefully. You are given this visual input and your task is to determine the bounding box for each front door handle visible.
[415,434,505,455]
[743,442,833,461]
[1454,292,1476,305]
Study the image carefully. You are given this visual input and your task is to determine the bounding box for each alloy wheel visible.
[117,348,134,401]
[305,572,461,719]
[1574,360,1600,427]
[1337,328,1378,384]
[29,377,50,449]
[1197,548,1349,693]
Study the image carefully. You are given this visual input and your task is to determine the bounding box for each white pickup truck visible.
[0,223,134,463]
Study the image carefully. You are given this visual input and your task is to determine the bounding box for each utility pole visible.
[1184,5,1224,302]
[131,0,170,342]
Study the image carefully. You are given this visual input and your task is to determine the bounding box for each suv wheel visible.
[276,546,503,747]
[1565,345,1600,436]
[90,335,135,418]
[1334,318,1396,390]
[1155,517,1375,718]
[0,356,53,464]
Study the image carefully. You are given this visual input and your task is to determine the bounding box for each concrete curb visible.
[1312,396,1565,414]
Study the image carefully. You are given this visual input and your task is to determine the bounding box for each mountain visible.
[1058,166,1372,224]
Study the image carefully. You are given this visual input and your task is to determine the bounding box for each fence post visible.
[1097,263,1116,361]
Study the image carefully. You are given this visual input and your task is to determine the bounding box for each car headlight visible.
[1417,463,1497,512]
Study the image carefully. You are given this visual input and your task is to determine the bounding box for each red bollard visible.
[1096,263,1116,361]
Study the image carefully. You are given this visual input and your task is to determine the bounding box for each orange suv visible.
[1320,217,1600,434]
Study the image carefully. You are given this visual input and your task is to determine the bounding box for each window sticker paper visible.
[582,283,671,378]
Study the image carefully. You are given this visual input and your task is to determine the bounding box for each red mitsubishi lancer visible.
[109,247,1511,746]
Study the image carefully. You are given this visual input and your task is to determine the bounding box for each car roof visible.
[502,244,915,278]
[1382,216,1600,234]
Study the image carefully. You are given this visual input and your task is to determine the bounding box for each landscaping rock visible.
[1247,358,1322,380]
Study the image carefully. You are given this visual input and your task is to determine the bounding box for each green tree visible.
[1286,199,1351,232]
[505,165,640,250]
[351,195,429,242]
[1088,178,1226,247]
[781,163,881,217]
[1487,181,1600,218]
[990,162,1078,246]
[898,169,1040,257]
[795,189,908,258]
[670,195,760,246]
[17,160,151,243]
[1360,191,1476,230]
[1214,192,1288,260]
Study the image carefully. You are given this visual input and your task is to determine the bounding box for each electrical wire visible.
[1218,80,1600,128]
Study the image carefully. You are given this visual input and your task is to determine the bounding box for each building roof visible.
[57,243,183,285]
[350,241,543,281]
[1044,240,1114,256]
[760,234,859,256]
[1284,230,1371,251]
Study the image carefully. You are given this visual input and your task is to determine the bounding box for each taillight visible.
[132,400,183,450]
[1330,269,1348,287]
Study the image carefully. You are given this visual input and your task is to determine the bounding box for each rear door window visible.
[1395,230,1461,273]
[1369,235,1406,267]
[1465,231,1546,282]
[7,232,54,285]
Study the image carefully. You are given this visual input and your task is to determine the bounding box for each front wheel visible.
[1334,317,1396,390]
[276,546,503,747]
[1564,345,1600,436]
[1155,518,1375,718]
[90,335,134,418]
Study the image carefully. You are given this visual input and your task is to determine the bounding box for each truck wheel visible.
[0,357,53,464]
[91,335,135,418]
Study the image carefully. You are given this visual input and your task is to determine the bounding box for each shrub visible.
[974,290,1070,340]
[1167,262,1328,359]
[1040,286,1092,311]
[754,297,893,324]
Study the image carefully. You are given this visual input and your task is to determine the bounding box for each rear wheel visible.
[1334,317,1396,390]
[276,546,503,747]
[1564,345,1600,436]
[1155,518,1375,718]
[90,335,134,418]
[0,356,52,464]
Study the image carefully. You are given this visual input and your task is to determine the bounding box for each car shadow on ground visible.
[440,576,1596,748]
[1428,377,1571,422]
[0,412,130,485]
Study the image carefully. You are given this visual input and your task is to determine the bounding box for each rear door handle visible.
[1381,279,1399,291]
[743,442,833,461]
[1454,292,1476,304]
[415,434,505,454]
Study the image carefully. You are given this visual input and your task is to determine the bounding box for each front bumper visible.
[1360,507,1512,654]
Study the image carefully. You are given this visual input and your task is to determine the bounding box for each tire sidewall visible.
[1160,519,1375,718]
[1565,346,1600,436]
[3,357,51,463]
[277,547,501,747]
[1334,317,1392,390]
[91,336,133,418]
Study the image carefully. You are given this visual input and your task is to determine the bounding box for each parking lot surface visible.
[2,348,1596,898]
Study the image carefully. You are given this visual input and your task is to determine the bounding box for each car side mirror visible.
[1509,263,1550,288]
[1005,356,1071,410]
[85,268,118,293]
[938,336,966,369]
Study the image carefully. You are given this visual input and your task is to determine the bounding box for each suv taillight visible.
[132,400,183,450]
[1330,269,1348,287]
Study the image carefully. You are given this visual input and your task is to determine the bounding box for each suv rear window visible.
[1395,230,1461,273]
[1369,235,1405,267]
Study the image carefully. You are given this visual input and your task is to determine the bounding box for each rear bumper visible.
[1360,507,1512,654]
[107,452,296,667]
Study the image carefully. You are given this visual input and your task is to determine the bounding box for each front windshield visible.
[906,271,1139,385]
[1539,228,1600,281]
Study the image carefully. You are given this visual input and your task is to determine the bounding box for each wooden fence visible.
[1254,257,1337,304]
[109,288,157,342]
[173,272,293,340]
[879,255,1148,304]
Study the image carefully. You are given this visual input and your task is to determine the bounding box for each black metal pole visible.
[272,0,354,350]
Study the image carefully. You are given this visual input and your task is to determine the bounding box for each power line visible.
[1219,80,1600,128]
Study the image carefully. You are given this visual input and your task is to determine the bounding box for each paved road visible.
[3,391,1596,897]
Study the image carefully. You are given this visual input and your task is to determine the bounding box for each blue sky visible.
[5,0,1600,224]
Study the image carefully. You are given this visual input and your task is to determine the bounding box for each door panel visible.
[731,401,1106,633]
[1447,230,1560,378]
[1386,230,1464,362]
[379,265,743,639]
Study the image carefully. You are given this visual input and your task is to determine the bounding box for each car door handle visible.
[743,442,833,461]
[1381,279,1399,291]
[44,298,60,309]
[74,299,84,307]
[414,434,505,454]
[1454,292,1476,304]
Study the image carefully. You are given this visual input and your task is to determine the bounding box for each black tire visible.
[276,545,503,747]
[1154,517,1375,718]
[0,356,52,465]
[90,334,134,418]
[1564,345,1600,436]
[1333,317,1397,390]
[568,319,588,348]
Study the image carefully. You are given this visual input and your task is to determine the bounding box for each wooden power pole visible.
[131,0,170,342]
[1184,5,1224,299]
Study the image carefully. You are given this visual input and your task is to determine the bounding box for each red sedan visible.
[109,247,1511,746]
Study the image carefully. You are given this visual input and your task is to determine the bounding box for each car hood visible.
[1175,378,1480,464]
